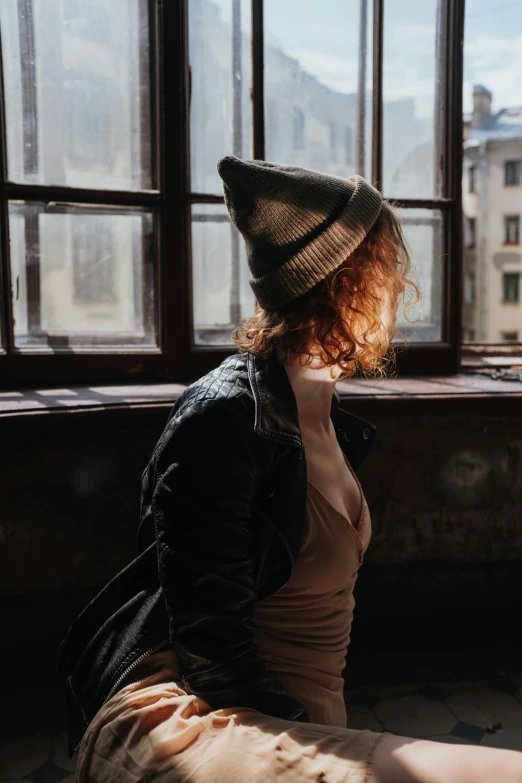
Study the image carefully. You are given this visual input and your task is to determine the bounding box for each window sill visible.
[1,373,521,422]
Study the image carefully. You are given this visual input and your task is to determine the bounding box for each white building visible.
[463,85,522,343]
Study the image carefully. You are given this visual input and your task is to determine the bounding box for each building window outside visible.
[502,331,519,341]
[464,272,476,305]
[502,272,520,303]
[344,126,353,165]
[468,164,476,193]
[329,121,338,162]
[292,107,305,150]
[467,217,476,248]
[505,216,520,245]
[505,160,521,186]
[72,219,116,304]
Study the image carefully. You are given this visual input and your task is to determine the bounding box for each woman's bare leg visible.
[369,732,522,783]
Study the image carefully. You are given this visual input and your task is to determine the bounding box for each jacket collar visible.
[246,350,376,466]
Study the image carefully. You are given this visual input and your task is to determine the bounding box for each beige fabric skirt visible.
[75,649,388,783]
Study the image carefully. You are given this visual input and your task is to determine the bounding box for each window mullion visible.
[6,182,160,208]
[189,194,225,204]
[251,0,264,160]
[0,27,13,357]
[444,0,465,361]
[161,0,191,380]
[371,0,384,191]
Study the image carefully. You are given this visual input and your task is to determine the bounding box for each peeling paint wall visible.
[358,416,522,564]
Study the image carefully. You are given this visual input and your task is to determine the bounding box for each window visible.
[191,0,461,373]
[505,216,520,245]
[502,331,519,342]
[468,165,476,193]
[0,0,159,381]
[505,160,521,187]
[467,217,476,248]
[0,0,468,383]
[292,107,306,151]
[502,273,520,303]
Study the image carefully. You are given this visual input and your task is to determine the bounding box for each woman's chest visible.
[301,434,362,528]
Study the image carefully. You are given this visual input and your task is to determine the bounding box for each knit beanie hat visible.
[216,156,383,311]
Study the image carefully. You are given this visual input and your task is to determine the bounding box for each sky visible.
[206,0,522,117]
[464,0,522,114]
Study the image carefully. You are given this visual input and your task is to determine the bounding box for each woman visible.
[60,157,522,783]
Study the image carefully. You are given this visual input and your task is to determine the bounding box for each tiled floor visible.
[2,674,522,780]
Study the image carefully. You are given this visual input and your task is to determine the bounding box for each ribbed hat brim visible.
[249,176,382,309]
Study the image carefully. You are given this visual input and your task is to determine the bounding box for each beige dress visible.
[75,451,387,783]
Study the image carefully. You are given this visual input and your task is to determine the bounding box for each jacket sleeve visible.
[150,396,309,722]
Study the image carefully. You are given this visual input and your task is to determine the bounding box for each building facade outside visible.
[463,85,522,344]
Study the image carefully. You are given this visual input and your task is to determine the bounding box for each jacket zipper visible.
[73,638,170,755]
[74,514,296,751]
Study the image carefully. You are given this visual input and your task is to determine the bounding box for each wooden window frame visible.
[0,0,465,388]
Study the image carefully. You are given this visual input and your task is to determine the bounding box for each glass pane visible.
[2,0,152,190]
[383,0,442,199]
[265,0,373,179]
[9,203,156,348]
[189,0,252,195]
[192,204,255,345]
[394,208,443,342]
[462,0,522,345]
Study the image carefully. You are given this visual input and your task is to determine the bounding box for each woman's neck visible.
[283,351,341,436]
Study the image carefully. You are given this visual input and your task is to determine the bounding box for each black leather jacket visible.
[56,349,376,757]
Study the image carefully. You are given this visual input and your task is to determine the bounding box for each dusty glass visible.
[189,0,252,195]
[9,203,156,348]
[264,0,373,180]
[2,0,152,190]
[192,204,254,346]
[382,0,442,198]
[394,208,443,342]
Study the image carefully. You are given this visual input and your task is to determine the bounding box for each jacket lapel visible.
[246,350,376,468]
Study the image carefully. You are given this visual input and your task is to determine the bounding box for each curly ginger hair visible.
[231,201,420,381]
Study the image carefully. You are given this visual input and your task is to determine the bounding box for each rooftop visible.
[467,106,522,144]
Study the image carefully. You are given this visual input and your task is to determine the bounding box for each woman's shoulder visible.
[172,353,251,413]
[170,353,254,425]
[152,354,268,468]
